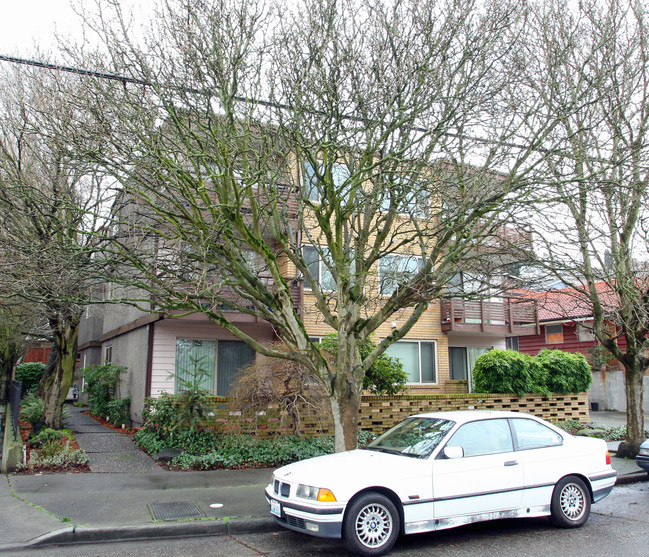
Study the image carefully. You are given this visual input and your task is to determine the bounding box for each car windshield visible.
[365,417,456,458]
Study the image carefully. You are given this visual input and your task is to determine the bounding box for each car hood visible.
[272,448,428,491]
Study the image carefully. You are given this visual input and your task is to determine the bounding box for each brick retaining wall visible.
[208,392,589,437]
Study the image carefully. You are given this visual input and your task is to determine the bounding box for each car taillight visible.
[606,451,611,465]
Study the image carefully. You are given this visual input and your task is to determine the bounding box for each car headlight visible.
[639,447,649,456]
[296,484,337,502]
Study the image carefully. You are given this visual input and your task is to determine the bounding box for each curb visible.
[0,516,281,552]
[615,471,648,485]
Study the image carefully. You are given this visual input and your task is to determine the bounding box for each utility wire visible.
[0,53,540,153]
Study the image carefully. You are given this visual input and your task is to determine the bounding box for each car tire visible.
[343,492,400,557]
[550,475,591,528]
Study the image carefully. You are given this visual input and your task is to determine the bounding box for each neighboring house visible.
[78,167,540,426]
[514,283,649,412]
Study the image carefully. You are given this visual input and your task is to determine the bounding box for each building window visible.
[379,177,428,216]
[506,337,519,351]
[303,246,336,291]
[384,340,436,383]
[104,346,112,363]
[379,254,422,296]
[303,160,350,202]
[175,339,216,393]
[577,323,596,342]
[175,339,255,396]
[545,324,564,344]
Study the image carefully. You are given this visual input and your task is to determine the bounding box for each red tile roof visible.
[514,281,618,322]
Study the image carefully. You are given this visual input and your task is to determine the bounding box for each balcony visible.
[440,297,539,336]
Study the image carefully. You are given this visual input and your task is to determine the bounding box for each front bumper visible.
[265,487,344,539]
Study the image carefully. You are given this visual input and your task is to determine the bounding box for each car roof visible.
[410,410,543,424]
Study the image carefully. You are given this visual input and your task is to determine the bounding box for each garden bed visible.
[14,420,90,475]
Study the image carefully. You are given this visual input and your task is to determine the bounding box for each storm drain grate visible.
[149,501,204,521]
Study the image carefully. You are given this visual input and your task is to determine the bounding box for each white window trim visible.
[302,160,351,203]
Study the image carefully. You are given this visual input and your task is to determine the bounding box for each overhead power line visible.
[0,53,540,154]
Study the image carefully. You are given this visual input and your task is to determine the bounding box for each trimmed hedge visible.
[473,348,591,396]
[535,349,592,394]
[473,350,547,397]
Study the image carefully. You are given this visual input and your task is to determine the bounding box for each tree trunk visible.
[330,389,361,453]
[38,318,79,430]
[617,362,646,457]
[0,342,21,401]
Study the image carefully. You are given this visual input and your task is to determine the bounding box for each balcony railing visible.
[440,297,539,336]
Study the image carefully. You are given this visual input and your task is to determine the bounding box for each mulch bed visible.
[14,420,91,475]
[81,410,136,435]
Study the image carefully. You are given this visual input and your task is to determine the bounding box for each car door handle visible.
[504,460,518,467]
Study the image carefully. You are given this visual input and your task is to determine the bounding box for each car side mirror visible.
[443,446,464,459]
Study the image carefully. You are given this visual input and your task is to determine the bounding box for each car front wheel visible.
[550,475,591,528]
[343,492,400,557]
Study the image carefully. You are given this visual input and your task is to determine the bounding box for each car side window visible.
[510,418,563,450]
[446,419,514,457]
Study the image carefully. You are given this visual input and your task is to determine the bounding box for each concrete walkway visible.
[65,405,163,473]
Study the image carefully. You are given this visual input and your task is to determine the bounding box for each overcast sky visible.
[0,1,156,61]
[0,0,84,57]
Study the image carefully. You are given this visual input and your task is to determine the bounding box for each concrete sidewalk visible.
[1,468,276,551]
[0,409,646,553]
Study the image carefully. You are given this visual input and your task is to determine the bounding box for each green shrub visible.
[28,427,67,447]
[473,350,543,396]
[535,349,593,394]
[320,334,408,395]
[106,397,131,427]
[82,364,127,420]
[14,362,46,395]
[136,429,376,470]
[19,392,45,425]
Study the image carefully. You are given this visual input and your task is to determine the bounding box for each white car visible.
[265,411,616,556]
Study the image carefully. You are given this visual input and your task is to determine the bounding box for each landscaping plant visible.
[14,362,45,395]
[82,363,128,423]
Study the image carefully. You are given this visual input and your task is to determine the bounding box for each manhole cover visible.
[149,501,204,521]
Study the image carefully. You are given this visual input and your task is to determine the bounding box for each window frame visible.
[510,418,564,451]
[302,245,336,292]
[174,337,217,394]
[378,254,423,296]
[302,160,351,203]
[545,324,564,344]
[379,177,429,217]
[444,418,514,458]
[384,339,437,384]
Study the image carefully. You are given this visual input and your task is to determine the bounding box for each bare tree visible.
[520,0,649,454]
[0,64,110,429]
[76,0,560,451]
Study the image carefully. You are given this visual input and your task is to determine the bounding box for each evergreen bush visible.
[473,350,542,396]
[14,362,46,395]
[82,364,127,420]
[535,349,593,394]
